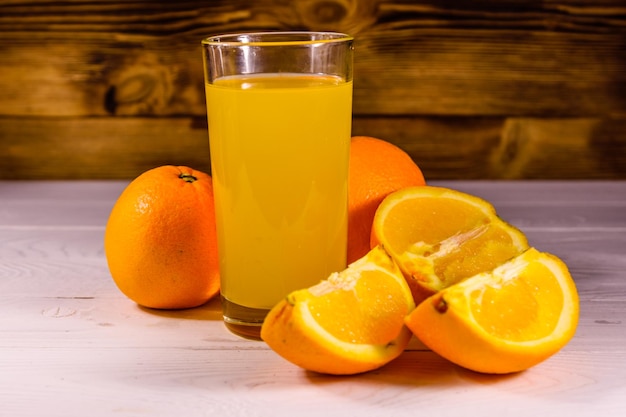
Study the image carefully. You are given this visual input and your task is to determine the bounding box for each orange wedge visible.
[405,248,579,374]
[371,186,529,304]
[260,246,415,375]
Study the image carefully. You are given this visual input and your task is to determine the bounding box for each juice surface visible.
[206,73,352,309]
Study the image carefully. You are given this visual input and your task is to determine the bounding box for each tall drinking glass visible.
[202,32,354,339]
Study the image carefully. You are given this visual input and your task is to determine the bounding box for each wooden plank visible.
[2,116,626,180]
[0,117,213,179]
[0,347,622,417]
[0,0,624,117]
[445,180,626,205]
[4,180,626,228]
[1,0,625,180]
[355,116,626,179]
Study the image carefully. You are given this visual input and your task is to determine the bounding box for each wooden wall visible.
[1,0,625,180]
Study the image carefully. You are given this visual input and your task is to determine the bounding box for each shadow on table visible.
[136,296,223,321]
[303,348,521,388]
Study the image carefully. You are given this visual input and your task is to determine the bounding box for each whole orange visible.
[104,165,220,309]
[348,136,426,264]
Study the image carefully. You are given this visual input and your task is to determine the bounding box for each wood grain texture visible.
[2,116,625,179]
[1,180,625,416]
[1,0,625,117]
[0,0,625,179]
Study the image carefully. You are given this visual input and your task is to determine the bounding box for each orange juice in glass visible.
[202,32,353,339]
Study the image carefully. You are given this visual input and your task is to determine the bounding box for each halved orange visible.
[371,186,529,304]
[405,248,579,374]
[260,246,415,375]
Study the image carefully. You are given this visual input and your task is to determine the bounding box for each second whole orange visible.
[348,136,426,264]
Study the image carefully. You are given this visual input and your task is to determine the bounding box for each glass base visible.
[221,295,270,341]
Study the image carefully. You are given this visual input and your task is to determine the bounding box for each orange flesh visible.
[470,261,563,342]
[432,224,526,287]
[306,269,410,345]
[381,196,526,290]
[380,197,489,251]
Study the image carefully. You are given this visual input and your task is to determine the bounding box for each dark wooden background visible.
[1,0,625,180]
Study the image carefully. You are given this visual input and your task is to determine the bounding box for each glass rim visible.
[201,31,353,47]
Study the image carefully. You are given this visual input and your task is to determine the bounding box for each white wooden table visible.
[1,180,625,417]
